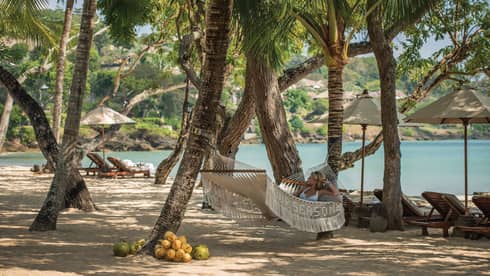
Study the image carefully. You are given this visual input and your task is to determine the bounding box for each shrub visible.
[316,126,328,136]
[289,115,304,132]
[402,128,415,137]
[19,126,36,145]
[300,127,312,135]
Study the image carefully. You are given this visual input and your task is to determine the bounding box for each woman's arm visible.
[319,184,340,196]
[328,184,340,196]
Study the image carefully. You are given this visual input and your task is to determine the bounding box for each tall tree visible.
[30,0,97,231]
[249,55,303,182]
[285,0,371,176]
[235,1,304,182]
[146,0,233,252]
[0,65,96,212]
[52,0,75,143]
[367,0,437,229]
[367,0,403,230]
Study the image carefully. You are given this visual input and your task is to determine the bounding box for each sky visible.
[47,0,450,59]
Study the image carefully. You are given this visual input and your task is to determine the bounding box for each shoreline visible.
[1,165,486,200]
[2,138,490,155]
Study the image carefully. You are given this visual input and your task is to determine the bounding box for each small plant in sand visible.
[153,231,210,262]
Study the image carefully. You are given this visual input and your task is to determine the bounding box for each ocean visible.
[0,140,488,196]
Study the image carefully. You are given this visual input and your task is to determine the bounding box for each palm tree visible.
[233,1,304,182]
[52,0,75,143]
[367,0,437,229]
[0,0,97,219]
[146,0,234,252]
[283,0,377,176]
[30,0,97,231]
[248,54,304,182]
[0,0,55,151]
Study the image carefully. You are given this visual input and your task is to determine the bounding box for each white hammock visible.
[200,153,345,233]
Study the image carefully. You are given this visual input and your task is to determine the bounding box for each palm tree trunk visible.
[0,94,14,151]
[154,80,191,185]
[367,0,402,230]
[52,0,75,143]
[0,65,96,212]
[146,0,233,253]
[327,64,345,176]
[218,58,256,158]
[251,55,303,183]
[30,0,98,231]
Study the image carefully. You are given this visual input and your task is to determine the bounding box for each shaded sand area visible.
[0,166,489,275]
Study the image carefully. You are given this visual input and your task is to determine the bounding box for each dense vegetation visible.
[2,10,488,150]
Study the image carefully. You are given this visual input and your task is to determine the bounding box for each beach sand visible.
[0,166,488,275]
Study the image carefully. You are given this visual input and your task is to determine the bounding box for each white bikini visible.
[299,189,319,201]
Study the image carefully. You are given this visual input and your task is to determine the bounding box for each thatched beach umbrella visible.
[342,90,383,206]
[405,88,490,210]
[81,106,135,160]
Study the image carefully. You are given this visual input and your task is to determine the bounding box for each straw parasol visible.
[405,87,490,210]
[342,90,383,206]
[81,106,135,160]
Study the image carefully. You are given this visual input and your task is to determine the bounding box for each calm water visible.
[1,140,488,196]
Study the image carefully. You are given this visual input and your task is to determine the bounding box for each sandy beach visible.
[0,166,488,275]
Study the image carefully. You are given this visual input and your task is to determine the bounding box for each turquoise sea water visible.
[0,140,488,196]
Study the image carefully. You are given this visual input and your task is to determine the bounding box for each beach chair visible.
[454,196,490,238]
[99,156,150,178]
[405,191,464,237]
[373,189,430,220]
[79,152,114,176]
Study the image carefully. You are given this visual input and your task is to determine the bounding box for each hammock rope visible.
[200,151,345,233]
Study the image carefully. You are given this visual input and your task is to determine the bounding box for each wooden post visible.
[463,119,469,212]
[101,126,105,161]
[360,124,367,206]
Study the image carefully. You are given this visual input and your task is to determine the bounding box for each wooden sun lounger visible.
[404,191,464,237]
[78,152,115,176]
[454,196,490,238]
[373,189,436,220]
[98,156,150,178]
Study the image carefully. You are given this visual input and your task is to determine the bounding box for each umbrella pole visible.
[463,120,468,212]
[360,124,367,206]
[102,126,105,161]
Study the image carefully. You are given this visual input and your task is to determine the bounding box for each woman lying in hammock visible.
[294,171,341,202]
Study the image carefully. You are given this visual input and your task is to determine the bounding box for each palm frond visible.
[235,0,298,70]
[98,0,154,46]
[384,0,438,26]
[0,0,56,46]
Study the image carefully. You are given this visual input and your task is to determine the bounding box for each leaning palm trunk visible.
[217,59,256,158]
[154,80,191,185]
[250,55,303,183]
[146,0,233,252]
[0,66,95,212]
[0,94,13,151]
[367,0,402,230]
[52,0,75,143]
[326,64,345,176]
[30,0,98,231]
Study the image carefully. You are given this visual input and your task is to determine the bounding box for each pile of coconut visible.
[112,231,210,263]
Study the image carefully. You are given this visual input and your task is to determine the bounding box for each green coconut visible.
[137,239,146,247]
[113,241,130,257]
[191,244,210,260]
[128,242,140,255]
